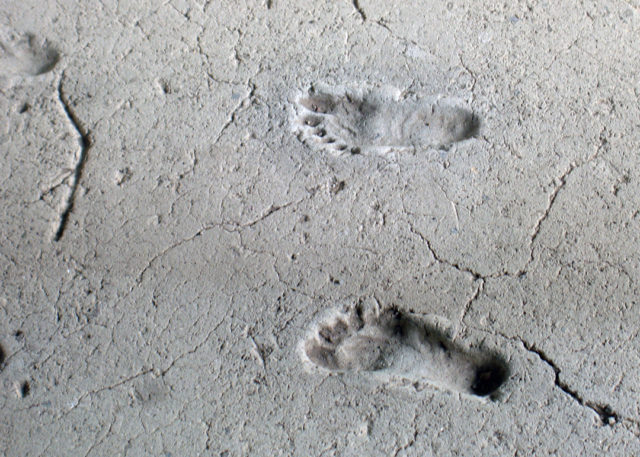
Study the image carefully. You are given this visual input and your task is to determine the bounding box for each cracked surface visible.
[1,0,640,456]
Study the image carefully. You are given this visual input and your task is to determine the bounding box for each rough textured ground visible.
[1,1,639,455]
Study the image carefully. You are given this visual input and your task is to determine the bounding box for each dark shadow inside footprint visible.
[471,360,508,397]
[400,308,508,397]
[1,33,60,76]
[32,51,59,75]
[458,110,480,141]
[430,105,481,147]
[303,305,510,398]
[382,307,508,396]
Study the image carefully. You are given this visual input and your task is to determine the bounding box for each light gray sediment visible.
[1,1,639,456]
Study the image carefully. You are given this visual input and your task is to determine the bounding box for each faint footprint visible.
[292,85,479,155]
[0,31,59,77]
[300,303,507,397]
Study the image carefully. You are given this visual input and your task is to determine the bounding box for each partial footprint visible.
[300,304,507,397]
[292,85,479,155]
[0,31,59,77]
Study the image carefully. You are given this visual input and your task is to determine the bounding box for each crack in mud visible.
[351,0,366,21]
[408,223,482,280]
[520,339,619,426]
[54,73,91,241]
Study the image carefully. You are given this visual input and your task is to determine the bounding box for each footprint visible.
[0,31,59,77]
[292,85,479,155]
[300,304,507,397]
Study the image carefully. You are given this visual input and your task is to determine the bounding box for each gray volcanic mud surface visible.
[1,1,640,456]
